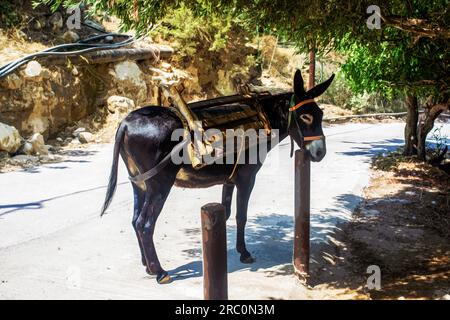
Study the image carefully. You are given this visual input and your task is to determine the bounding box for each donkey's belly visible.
[174,165,232,188]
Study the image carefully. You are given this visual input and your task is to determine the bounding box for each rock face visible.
[0,122,22,154]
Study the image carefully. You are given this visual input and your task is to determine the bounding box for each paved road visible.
[0,122,448,299]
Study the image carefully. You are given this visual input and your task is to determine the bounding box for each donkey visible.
[101,70,334,284]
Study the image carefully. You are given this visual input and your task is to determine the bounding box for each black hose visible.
[0,33,135,79]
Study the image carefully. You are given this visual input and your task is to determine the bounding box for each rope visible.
[228,134,245,180]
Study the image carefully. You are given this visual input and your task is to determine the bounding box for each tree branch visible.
[381,15,450,39]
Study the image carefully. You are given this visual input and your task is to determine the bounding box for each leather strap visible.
[289,99,315,111]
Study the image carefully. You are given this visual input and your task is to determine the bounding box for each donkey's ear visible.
[306,74,335,98]
[293,69,306,96]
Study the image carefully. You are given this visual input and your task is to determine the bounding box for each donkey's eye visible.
[300,114,313,125]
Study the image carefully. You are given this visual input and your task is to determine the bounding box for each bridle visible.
[288,94,324,157]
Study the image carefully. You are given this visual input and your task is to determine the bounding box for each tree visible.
[38,0,450,160]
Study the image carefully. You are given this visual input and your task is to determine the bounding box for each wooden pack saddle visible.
[161,86,282,169]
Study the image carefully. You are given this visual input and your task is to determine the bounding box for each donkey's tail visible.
[101,123,126,217]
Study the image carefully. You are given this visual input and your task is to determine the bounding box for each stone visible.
[106,95,135,113]
[78,132,94,144]
[0,122,22,153]
[111,60,147,103]
[160,62,172,71]
[56,137,64,143]
[49,12,63,30]
[0,151,9,160]
[33,19,43,30]
[29,133,49,155]
[24,61,42,78]
[72,127,86,137]
[71,67,79,76]
[9,155,39,166]
[0,74,22,90]
[20,142,34,155]
[62,30,80,43]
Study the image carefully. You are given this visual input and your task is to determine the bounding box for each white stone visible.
[78,132,93,144]
[29,133,48,155]
[0,122,22,153]
[21,142,34,155]
[107,95,135,113]
[72,127,86,137]
[24,61,42,78]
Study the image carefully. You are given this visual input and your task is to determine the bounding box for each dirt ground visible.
[321,157,449,300]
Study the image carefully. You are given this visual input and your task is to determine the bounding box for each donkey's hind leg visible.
[131,184,147,269]
[135,176,175,284]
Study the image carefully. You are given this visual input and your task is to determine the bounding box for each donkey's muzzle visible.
[305,137,326,162]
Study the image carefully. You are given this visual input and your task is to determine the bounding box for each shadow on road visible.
[170,193,364,283]
[0,182,128,217]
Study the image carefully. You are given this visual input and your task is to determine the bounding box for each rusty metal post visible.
[201,203,228,300]
[293,149,311,281]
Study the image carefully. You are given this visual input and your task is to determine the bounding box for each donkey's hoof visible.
[157,271,172,284]
[240,252,255,264]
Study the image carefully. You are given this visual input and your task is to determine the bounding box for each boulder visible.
[107,95,135,113]
[110,61,147,104]
[0,122,22,153]
[78,132,94,144]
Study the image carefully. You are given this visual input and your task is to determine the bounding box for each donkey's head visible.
[288,70,334,162]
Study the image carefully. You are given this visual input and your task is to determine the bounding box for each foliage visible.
[428,125,449,158]
[149,5,238,57]
[0,1,22,28]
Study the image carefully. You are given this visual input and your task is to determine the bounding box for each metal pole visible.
[201,203,228,300]
[293,149,310,281]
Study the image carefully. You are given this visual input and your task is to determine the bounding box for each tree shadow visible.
[170,193,363,282]
[337,139,404,157]
[0,181,127,217]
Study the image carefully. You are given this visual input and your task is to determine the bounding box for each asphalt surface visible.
[0,122,448,299]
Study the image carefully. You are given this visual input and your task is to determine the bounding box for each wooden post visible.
[201,203,228,300]
[308,43,316,90]
[293,149,310,281]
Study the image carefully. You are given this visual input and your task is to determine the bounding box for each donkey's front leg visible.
[235,176,256,264]
[222,183,235,220]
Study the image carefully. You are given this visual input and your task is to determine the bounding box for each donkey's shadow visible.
[170,194,361,282]
[170,212,306,281]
